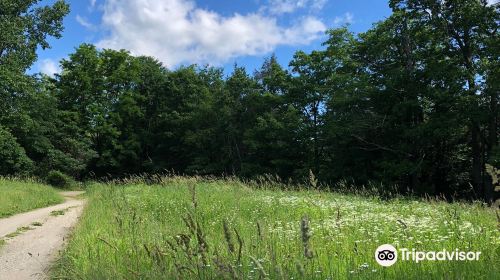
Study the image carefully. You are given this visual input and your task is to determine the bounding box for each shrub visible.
[46,170,75,189]
[0,126,33,175]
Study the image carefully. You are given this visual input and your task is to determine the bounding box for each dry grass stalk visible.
[309,170,318,189]
[256,221,263,241]
[188,183,198,210]
[182,214,197,236]
[98,237,118,251]
[496,210,500,232]
[300,216,314,259]
[234,228,243,264]
[195,220,209,265]
[223,219,235,253]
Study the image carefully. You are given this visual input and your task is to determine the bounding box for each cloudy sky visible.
[34,0,405,76]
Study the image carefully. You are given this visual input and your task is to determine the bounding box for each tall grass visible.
[53,177,500,279]
[0,177,64,218]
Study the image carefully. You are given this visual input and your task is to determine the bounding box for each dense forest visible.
[0,0,498,200]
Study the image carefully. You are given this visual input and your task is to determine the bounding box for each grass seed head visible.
[300,216,314,259]
[223,219,235,253]
[256,220,263,240]
[309,170,318,189]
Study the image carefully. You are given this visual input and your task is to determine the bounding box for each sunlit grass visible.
[0,178,64,218]
[53,177,500,279]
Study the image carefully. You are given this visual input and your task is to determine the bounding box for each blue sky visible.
[34,0,394,76]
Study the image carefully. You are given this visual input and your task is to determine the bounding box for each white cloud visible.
[266,0,327,15]
[283,16,327,43]
[76,15,95,30]
[96,0,326,67]
[39,59,60,77]
[333,12,354,26]
[487,0,499,5]
[90,0,96,8]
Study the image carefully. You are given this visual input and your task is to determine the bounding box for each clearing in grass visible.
[0,178,64,218]
[53,177,500,279]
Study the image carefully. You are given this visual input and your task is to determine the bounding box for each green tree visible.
[0,0,69,176]
[243,56,305,178]
[289,50,330,177]
[57,45,145,175]
[388,0,499,198]
[0,126,33,175]
[0,0,69,123]
[21,77,96,177]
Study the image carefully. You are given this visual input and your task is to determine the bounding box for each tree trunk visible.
[488,89,498,153]
[467,75,484,198]
[485,89,498,202]
[471,121,483,197]
[460,27,485,198]
[313,101,320,176]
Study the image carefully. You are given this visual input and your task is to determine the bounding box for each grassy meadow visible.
[0,178,64,218]
[53,177,500,279]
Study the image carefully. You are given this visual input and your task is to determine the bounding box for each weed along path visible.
[0,191,85,279]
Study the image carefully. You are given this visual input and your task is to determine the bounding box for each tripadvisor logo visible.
[375,244,481,267]
[375,244,398,267]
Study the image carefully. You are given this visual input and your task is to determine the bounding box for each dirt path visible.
[0,191,85,280]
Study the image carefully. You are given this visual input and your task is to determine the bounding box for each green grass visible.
[0,178,64,218]
[53,177,500,279]
[5,226,34,238]
[50,209,67,216]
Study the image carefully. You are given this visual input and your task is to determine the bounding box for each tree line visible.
[1,0,498,200]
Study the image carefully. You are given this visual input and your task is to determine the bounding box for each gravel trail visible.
[0,191,85,279]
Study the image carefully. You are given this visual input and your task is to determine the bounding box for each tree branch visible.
[351,134,413,157]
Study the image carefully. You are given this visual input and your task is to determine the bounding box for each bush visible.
[46,170,75,189]
[0,126,33,175]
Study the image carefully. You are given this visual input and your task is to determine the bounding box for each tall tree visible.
[57,45,145,175]
[389,0,499,199]
[0,0,69,175]
[246,55,305,178]
[289,51,330,176]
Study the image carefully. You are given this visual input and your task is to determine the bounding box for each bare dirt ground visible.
[0,191,85,280]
